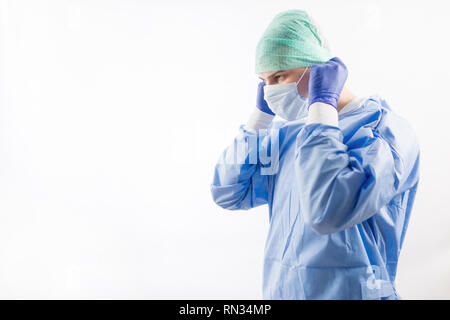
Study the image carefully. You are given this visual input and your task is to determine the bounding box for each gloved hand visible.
[256,81,275,115]
[308,57,348,110]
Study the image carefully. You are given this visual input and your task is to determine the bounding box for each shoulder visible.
[368,96,420,160]
[345,95,419,154]
[366,96,420,188]
[343,95,420,166]
[343,95,420,190]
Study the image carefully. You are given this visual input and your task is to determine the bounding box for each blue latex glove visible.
[308,57,348,110]
[256,81,275,115]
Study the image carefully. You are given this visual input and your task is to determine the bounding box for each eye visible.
[275,75,284,82]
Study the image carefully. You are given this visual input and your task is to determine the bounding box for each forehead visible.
[258,70,285,80]
[258,67,305,80]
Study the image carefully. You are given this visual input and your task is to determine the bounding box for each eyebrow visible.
[259,70,284,81]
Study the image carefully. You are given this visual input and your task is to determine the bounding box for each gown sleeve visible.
[295,122,420,234]
[210,124,278,211]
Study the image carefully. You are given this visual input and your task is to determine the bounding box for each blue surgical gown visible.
[210,96,420,300]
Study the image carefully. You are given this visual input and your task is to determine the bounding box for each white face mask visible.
[263,67,309,121]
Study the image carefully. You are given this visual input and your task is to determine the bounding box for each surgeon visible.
[210,9,420,300]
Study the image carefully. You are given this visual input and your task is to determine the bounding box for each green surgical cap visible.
[255,10,333,74]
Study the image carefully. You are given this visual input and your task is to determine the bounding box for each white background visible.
[0,0,449,299]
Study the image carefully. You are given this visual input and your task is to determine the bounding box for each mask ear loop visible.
[296,66,309,86]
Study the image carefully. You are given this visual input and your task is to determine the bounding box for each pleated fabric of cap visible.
[255,10,333,74]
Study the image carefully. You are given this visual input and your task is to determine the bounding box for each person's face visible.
[258,67,310,98]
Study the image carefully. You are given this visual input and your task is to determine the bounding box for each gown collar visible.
[338,96,366,115]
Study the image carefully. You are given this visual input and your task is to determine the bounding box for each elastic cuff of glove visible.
[244,108,275,133]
